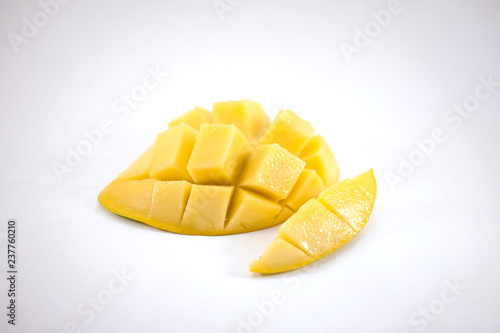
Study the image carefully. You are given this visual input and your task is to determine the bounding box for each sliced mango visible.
[100,99,345,237]
[238,144,305,200]
[149,123,198,182]
[250,169,376,273]
[168,106,213,130]
[258,109,315,155]
[213,100,270,142]
[300,135,339,186]
[187,124,251,185]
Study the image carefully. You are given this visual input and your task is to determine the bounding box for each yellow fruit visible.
[187,124,251,185]
[168,106,213,130]
[300,135,339,186]
[149,123,198,182]
[225,189,282,233]
[281,168,326,212]
[180,185,234,234]
[258,109,315,155]
[238,144,305,200]
[213,99,270,143]
[99,99,342,236]
[250,169,376,273]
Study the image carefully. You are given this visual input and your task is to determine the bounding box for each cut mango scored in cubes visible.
[250,169,376,273]
[187,124,251,185]
[99,99,348,237]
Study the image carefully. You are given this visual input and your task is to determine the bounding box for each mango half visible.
[250,169,376,273]
[98,100,339,235]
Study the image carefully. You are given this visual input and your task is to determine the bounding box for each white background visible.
[1,0,500,332]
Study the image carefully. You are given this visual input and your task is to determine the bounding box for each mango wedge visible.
[250,169,376,273]
[99,100,341,236]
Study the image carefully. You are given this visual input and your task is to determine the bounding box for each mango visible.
[181,185,234,235]
[300,135,339,186]
[238,144,305,200]
[258,109,315,155]
[187,124,251,185]
[149,123,198,182]
[168,106,213,130]
[250,169,376,273]
[225,189,282,233]
[213,99,270,142]
[99,99,344,237]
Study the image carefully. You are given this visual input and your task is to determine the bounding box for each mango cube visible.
[181,185,234,234]
[168,106,213,131]
[187,124,251,185]
[225,189,282,232]
[281,168,326,211]
[258,109,315,155]
[239,144,305,200]
[149,123,198,182]
[300,135,339,186]
[149,181,192,226]
[115,144,155,182]
[213,99,270,142]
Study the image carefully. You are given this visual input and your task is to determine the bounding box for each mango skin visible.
[250,169,376,273]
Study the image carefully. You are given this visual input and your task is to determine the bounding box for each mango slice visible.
[250,169,376,273]
[187,124,251,185]
[168,106,213,130]
[149,123,198,182]
[213,99,270,143]
[259,109,315,155]
[99,99,342,236]
[300,135,339,186]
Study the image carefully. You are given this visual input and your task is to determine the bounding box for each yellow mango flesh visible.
[225,188,282,233]
[114,144,155,182]
[250,169,376,273]
[99,99,341,236]
[281,168,326,212]
[318,177,372,232]
[300,135,339,186]
[249,238,315,274]
[258,109,315,155]
[149,123,198,182]
[187,124,251,185]
[168,106,213,130]
[213,100,270,143]
[98,179,192,232]
[238,144,305,200]
[180,185,234,234]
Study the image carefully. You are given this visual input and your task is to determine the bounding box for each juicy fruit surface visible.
[99,99,340,236]
[250,169,376,273]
